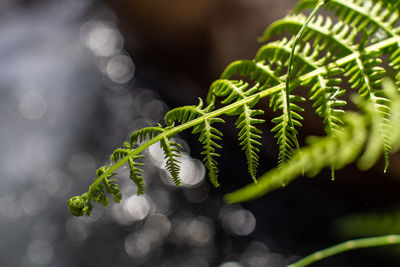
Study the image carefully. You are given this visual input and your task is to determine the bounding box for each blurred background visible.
[1,0,400,266]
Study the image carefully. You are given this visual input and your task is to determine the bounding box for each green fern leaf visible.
[130,125,164,145]
[296,0,400,39]
[69,0,400,218]
[306,68,346,136]
[130,125,183,185]
[68,194,90,217]
[225,79,400,204]
[270,92,305,167]
[225,110,369,203]
[111,142,146,195]
[95,165,122,204]
[385,79,400,152]
[160,137,182,186]
[128,157,146,194]
[164,99,204,125]
[261,14,356,57]
[165,99,224,187]
[256,38,322,77]
[220,60,282,91]
[304,67,346,180]
[195,120,223,187]
[210,80,264,182]
[389,48,400,86]
[255,38,346,136]
[345,50,392,170]
[236,100,264,182]
[256,38,344,167]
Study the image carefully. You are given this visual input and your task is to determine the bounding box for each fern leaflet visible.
[210,80,264,182]
[165,99,224,187]
[111,142,145,195]
[159,136,182,186]
[225,79,400,203]
[345,49,392,170]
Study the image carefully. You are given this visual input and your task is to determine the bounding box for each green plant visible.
[68,0,400,265]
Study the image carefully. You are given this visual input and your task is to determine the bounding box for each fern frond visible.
[271,92,305,167]
[130,125,164,145]
[165,99,224,187]
[68,193,91,217]
[192,119,224,187]
[222,59,304,168]
[389,48,400,85]
[95,165,122,204]
[129,125,183,184]
[129,124,185,186]
[306,67,346,135]
[295,0,400,87]
[159,136,182,186]
[296,0,400,40]
[345,50,392,170]
[210,80,264,181]
[236,101,264,182]
[69,0,400,218]
[128,157,145,194]
[210,80,259,111]
[69,164,123,216]
[225,78,400,203]
[304,67,345,180]
[101,171,122,203]
[221,60,282,91]
[386,79,400,152]
[110,141,134,162]
[256,37,346,138]
[225,111,368,203]
[256,38,323,76]
[164,99,206,125]
[261,14,356,57]
[111,142,146,194]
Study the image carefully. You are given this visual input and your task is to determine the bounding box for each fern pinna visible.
[69,0,400,217]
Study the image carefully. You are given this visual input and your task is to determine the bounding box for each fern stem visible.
[298,36,400,82]
[288,235,400,267]
[88,35,400,193]
[286,0,327,147]
[89,87,281,192]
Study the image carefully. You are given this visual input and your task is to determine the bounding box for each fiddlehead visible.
[68,165,121,216]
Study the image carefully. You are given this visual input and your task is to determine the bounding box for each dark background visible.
[0,0,399,266]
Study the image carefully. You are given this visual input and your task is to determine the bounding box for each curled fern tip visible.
[68,196,85,217]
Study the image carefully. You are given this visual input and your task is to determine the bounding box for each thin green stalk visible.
[285,0,327,149]
[288,235,400,267]
[89,85,282,192]
[88,35,400,193]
